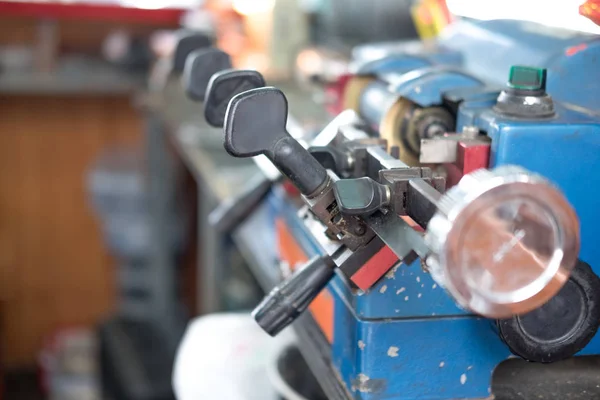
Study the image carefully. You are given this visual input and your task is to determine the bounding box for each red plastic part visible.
[0,1,184,24]
[350,245,399,291]
[457,141,490,174]
[444,140,490,188]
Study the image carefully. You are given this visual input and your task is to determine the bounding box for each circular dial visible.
[425,166,580,318]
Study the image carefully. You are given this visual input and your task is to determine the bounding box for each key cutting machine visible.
[217,74,600,399]
[168,16,600,399]
[213,21,600,397]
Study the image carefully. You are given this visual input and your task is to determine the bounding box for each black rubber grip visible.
[204,69,265,127]
[224,87,328,196]
[183,48,231,102]
[252,255,335,336]
[173,31,213,73]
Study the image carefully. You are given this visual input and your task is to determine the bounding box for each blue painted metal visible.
[440,19,600,110]
[356,56,431,76]
[355,51,462,76]
[338,258,467,319]
[352,40,463,72]
[389,67,483,106]
[330,280,511,400]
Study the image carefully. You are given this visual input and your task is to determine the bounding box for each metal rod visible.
[406,179,442,228]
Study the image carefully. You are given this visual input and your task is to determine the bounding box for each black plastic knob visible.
[252,255,335,336]
[224,87,329,197]
[204,70,265,127]
[333,177,390,216]
[172,32,213,73]
[497,260,600,363]
[183,48,232,102]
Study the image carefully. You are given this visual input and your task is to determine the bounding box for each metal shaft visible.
[406,179,442,228]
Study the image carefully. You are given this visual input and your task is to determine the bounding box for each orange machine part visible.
[276,218,334,343]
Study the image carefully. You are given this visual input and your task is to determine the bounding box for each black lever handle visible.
[204,70,265,127]
[183,47,231,101]
[173,32,213,73]
[252,255,335,336]
[224,87,328,197]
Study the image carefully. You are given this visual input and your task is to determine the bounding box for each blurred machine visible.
[182,18,600,400]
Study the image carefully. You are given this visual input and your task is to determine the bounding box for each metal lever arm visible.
[309,146,352,176]
[224,87,329,197]
[252,255,335,336]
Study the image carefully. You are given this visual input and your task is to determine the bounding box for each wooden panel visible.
[0,94,142,368]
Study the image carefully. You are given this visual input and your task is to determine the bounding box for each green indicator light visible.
[508,66,546,91]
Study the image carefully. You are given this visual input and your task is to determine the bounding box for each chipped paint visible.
[380,285,388,294]
[416,276,421,283]
[467,365,473,370]
[387,346,399,357]
[565,43,587,57]
[418,293,422,298]
[395,309,400,312]
[460,373,467,385]
[350,374,386,393]
[396,287,406,294]
[358,340,366,350]
[421,283,425,288]
[404,296,409,301]
[439,361,445,368]
[385,265,399,280]
[432,283,437,289]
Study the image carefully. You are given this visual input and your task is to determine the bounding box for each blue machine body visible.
[264,19,600,399]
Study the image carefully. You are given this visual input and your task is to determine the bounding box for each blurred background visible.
[0,0,598,399]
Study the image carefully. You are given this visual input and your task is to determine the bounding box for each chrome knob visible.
[425,166,580,318]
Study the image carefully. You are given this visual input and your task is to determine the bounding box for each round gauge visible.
[425,166,580,318]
